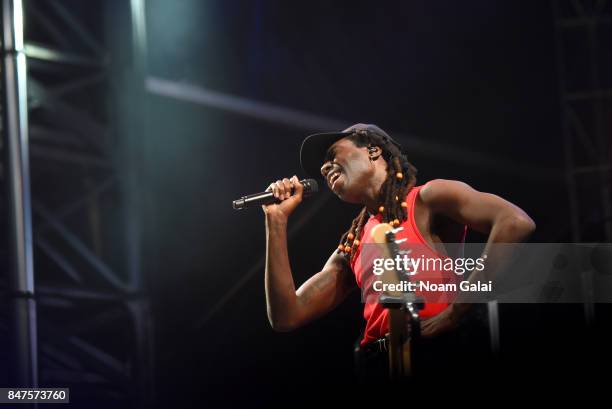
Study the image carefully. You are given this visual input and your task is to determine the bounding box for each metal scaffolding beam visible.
[553,0,612,324]
[1,0,38,389]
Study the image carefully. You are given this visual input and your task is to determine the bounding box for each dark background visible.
[1,0,611,407]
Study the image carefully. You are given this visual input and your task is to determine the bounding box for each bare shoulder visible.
[417,178,535,235]
[419,179,476,206]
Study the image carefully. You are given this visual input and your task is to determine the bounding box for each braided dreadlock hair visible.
[336,129,418,263]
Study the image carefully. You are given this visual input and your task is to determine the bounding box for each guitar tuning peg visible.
[391,227,404,234]
[395,238,407,244]
[398,249,412,255]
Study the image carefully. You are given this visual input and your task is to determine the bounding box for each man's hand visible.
[262,175,303,221]
[420,304,468,338]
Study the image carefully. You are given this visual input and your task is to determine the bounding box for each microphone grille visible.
[302,178,318,195]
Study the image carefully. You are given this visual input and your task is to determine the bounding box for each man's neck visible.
[363,186,383,215]
[363,170,387,214]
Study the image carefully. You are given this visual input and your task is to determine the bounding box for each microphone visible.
[232,178,319,210]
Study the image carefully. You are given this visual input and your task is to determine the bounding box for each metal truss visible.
[554,0,612,242]
[553,0,612,323]
[1,0,153,406]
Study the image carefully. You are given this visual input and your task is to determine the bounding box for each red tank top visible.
[350,182,467,346]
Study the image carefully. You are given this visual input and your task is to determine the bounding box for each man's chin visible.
[334,190,348,201]
[335,189,361,205]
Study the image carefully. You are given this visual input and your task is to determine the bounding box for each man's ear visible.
[367,146,382,161]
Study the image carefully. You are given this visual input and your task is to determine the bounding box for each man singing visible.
[262,123,535,379]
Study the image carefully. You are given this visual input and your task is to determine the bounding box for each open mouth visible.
[328,170,342,187]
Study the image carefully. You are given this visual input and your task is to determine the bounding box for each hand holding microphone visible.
[232,176,318,220]
[262,175,304,219]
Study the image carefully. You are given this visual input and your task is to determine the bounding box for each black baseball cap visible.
[299,123,403,178]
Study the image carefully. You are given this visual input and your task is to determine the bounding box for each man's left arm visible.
[418,178,536,338]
